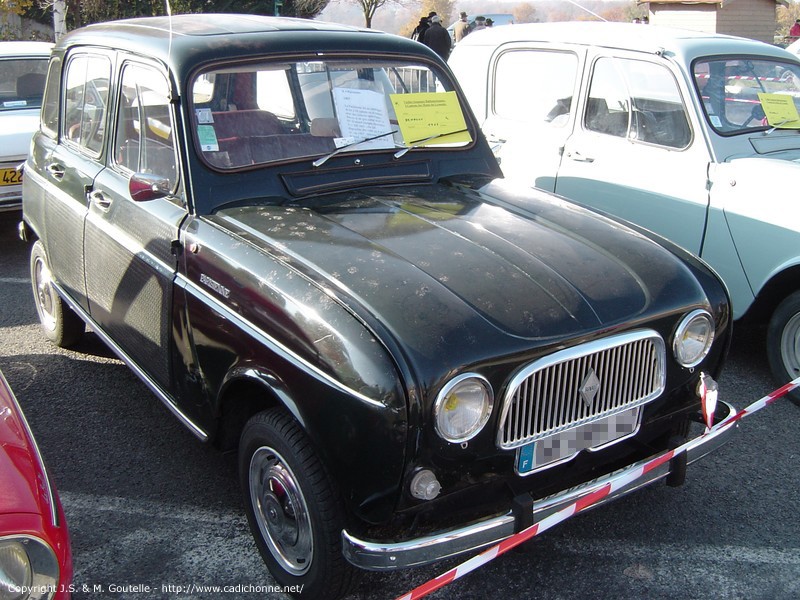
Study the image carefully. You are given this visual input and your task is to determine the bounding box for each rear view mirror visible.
[129,172,171,202]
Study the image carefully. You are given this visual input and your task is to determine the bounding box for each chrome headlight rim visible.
[673,309,715,368]
[433,373,494,444]
[0,535,60,600]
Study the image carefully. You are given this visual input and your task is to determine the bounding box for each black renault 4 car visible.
[21,15,736,600]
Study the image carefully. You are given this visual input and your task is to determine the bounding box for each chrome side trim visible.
[175,272,385,409]
[342,400,737,571]
[51,280,209,441]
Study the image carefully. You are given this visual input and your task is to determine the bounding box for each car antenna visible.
[561,0,608,22]
[165,0,174,61]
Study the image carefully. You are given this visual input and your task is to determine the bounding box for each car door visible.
[482,44,584,193]
[38,51,113,310]
[83,59,186,390]
[556,53,711,255]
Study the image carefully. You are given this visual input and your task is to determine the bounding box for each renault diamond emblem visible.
[579,369,601,408]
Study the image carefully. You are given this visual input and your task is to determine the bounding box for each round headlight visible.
[674,309,715,368]
[0,540,31,600]
[0,537,59,600]
[434,374,493,443]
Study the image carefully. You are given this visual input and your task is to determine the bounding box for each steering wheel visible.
[740,103,766,127]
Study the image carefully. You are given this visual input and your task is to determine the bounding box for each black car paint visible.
[22,15,731,555]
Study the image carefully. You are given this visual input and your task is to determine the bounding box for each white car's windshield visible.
[0,57,48,111]
[693,57,800,135]
[190,58,473,170]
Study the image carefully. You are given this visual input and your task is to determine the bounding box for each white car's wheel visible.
[767,291,800,406]
[239,408,358,600]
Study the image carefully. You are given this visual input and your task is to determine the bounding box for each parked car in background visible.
[0,369,73,599]
[22,15,736,600]
[0,42,52,212]
[451,22,800,403]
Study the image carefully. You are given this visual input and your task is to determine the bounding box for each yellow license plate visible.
[0,167,22,186]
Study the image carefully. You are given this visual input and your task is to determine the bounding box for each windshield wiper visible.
[312,130,398,168]
[765,119,800,134]
[393,129,468,159]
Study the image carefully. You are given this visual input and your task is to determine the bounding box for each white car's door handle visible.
[567,150,595,163]
[486,136,506,155]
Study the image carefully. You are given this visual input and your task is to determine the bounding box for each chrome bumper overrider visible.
[342,400,737,571]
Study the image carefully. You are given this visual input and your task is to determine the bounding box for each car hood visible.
[218,181,707,365]
[0,109,40,161]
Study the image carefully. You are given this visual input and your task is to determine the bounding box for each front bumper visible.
[342,400,737,571]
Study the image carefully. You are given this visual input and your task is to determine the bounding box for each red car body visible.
[0,370,72,600]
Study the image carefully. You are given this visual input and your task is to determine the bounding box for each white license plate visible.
[516,406,642,475]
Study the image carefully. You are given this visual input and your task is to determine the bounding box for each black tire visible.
[766,291,800,406]
[239,409,358,600]
[30,240,84,347]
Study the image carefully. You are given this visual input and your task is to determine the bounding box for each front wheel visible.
[30,240,84,347]
[239,409,358,600]
[766,291,800,406]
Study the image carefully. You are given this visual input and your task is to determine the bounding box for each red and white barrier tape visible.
[397,376,800,600]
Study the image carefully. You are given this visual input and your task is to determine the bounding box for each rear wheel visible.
[30,240,84,347]
[239,409,358,600]
[766,291,800,406]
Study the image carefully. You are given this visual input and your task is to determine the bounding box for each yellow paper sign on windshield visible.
[757,93,800,128]
[390,92,472,146]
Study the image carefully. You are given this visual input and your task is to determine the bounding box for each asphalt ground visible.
[0,211,797,600]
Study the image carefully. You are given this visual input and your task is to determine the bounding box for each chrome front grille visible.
[497,330,666,450]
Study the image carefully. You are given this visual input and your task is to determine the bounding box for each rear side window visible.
[585,57,692,149]
[63,53,111,155]
[493,49,577,126]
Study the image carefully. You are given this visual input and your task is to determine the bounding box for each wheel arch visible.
[744,264,800,325]
[215,366,302,453]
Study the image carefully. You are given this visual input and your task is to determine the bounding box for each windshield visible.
[0,57,48,111]
[693,57,800,135]
[190,58,473,170]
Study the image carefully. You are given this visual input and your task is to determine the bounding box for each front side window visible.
[585,57,692,149]
[493,49,577,126]
[0,55,49,111]
[113,63,179,192]
[190,58,474,170]
[63,54,111,155]
[693,57,800,135]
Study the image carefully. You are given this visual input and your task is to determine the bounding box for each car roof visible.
[456,21,798,63]
[56,15,431,81]
[0,41,53,57]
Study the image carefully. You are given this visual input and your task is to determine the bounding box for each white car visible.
[0,41,52,211]
[450,22,800,401]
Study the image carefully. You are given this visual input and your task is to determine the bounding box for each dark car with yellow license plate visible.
[21,15,735,600]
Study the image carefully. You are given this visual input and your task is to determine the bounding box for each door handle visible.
[566,150,595,163]
[46,163,65,180]
[88,189,112,210]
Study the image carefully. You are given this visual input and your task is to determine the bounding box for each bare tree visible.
[350,0,390,28]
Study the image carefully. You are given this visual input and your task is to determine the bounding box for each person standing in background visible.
[454,12,470,43]
[421,15,451,61]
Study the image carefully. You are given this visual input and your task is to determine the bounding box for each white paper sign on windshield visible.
[332,87,395,150]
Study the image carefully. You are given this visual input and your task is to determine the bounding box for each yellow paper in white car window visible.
[390,92,472,146]
[757,93,800,128]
